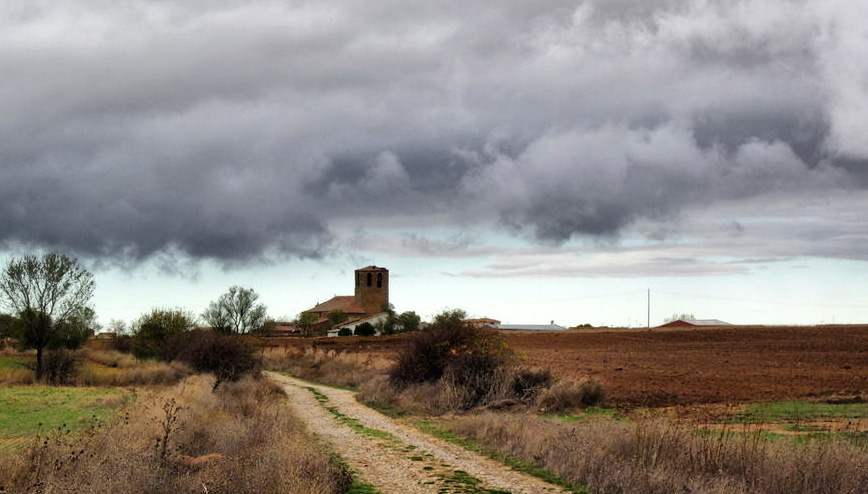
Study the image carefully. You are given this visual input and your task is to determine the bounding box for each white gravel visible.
[267,372,572,494]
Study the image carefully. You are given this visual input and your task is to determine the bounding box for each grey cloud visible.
[1,0,866,264]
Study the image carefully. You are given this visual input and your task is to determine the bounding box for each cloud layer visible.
[2,0,866,263]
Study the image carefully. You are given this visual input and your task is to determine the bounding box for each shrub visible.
[389,310,514,410]
[354,322,376,336]
[42,349,79,385]
[537,379,607,412]
[175,332,260,389]
[337,327,352,336]
[130,308,197,360]
[509,367,554,404]
[110,335,132,353]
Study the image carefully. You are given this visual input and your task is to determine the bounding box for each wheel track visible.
[266,372,572,494]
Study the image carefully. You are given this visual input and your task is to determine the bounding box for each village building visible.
[303,265,391,336]
[496,323,567,331]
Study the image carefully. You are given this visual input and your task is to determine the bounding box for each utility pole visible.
[647,288,650,329]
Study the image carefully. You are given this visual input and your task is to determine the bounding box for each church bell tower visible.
[354,265,389,315]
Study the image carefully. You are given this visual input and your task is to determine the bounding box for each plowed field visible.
[503,325,868,407]
[264,325,868,407]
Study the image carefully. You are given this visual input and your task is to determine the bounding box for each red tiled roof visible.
[306,296,366,314]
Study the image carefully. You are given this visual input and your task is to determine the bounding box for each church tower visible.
[354,265,389,315]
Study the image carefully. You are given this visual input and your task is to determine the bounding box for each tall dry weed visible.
[75,359,191,386]
[447,413,868,494]
[0,374,350,494]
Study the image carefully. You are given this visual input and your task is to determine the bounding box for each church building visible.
[303,265,390,332]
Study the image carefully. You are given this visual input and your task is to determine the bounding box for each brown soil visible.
[266,325,868,408]
[503,325,868,407]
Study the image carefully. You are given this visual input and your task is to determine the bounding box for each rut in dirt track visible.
[266,372,572,494]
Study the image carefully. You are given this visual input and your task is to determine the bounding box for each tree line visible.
[0,253,423,382]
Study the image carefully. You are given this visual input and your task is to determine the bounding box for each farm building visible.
[657,318,732,328]
[497,323,567,331]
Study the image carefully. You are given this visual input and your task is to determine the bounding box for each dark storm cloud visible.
[1,0,866,263]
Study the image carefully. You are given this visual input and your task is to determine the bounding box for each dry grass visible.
[0,375,351,494]
[536,379,606,412]
[1,349,192,386]
[446,413,868,494]
[74,358,191,386]
[263,346,391,389]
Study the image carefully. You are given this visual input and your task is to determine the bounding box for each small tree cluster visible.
[131,308,197,360]
[295,312,319,337]
[375,310,421,335]
[353,322,376,336]
[201,286,268,335]
[664,313,696,323]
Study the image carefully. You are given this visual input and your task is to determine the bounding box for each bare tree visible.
[0,254,95,379]
[664,313,696,323]
[202,286,268,335]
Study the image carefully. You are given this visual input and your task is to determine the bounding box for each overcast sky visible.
[2,0,867,327]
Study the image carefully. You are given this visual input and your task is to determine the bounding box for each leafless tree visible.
[202,286,268,334]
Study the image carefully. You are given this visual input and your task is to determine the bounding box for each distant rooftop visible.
[689,319,732,326]
[497,323,567,331]
[658,318,732,328]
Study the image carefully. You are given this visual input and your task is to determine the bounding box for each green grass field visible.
[0,355,31,370]
[732,400,868,423]
[0,386,132,453]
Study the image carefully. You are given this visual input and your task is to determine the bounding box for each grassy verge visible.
[0,356,31,370]
[732,400,868,422]
[0,386,131,450]
[549,406,623,423]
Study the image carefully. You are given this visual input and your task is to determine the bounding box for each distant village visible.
[262,265,730,338]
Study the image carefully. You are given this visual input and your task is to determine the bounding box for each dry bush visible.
[0,375,350,494]
[446,413,868,494]
[386,317,519,413]
[536,379,607,412]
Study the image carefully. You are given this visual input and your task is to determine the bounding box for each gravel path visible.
[266,372,571,494]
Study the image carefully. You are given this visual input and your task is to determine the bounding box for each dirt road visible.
[266,372,572,494]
